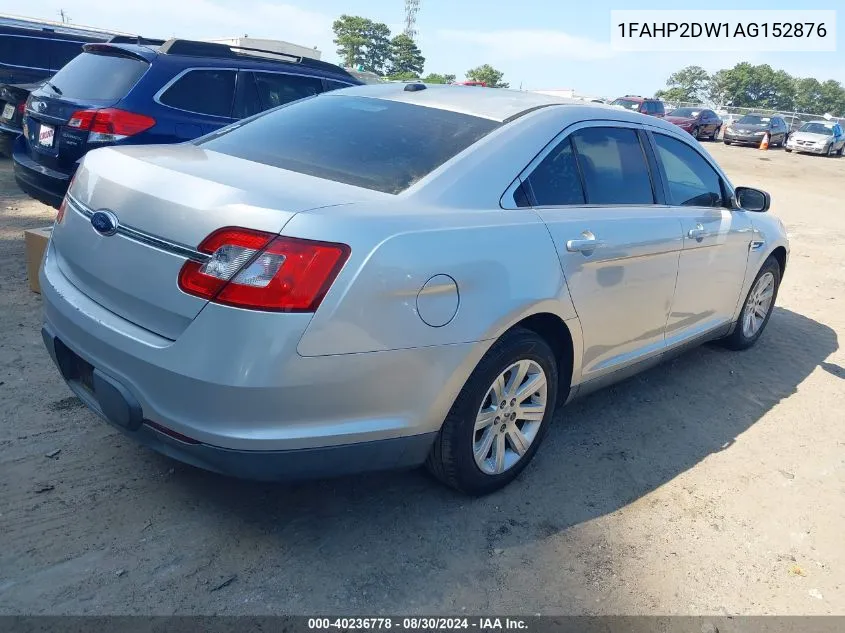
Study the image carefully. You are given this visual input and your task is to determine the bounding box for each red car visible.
[452,81,487,87]
[664,107,723,141]
[610,95,665,117]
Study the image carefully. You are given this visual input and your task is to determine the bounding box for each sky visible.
[16,0,844,98]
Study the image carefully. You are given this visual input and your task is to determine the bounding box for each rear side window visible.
[570,127,654,205]
[48,52,149,100]
[0,35,50,69]
[49,40,85,71]
[159,69,236,117]
[653,133,724,207]
[651,101,664,115]
[253,72,323,109]
[524,138,585,206]
[198,95,500,194]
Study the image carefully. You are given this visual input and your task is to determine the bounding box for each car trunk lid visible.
[52,144,376,340]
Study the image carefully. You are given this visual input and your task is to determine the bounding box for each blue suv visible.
[14,38,362,208]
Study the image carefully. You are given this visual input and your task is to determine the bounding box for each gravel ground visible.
[0,143,843,615]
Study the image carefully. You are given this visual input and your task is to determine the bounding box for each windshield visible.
[668,108,701,118]
[46,52,149,101]
[737,115,770,125]
[611,98,641,110]
[198,95,501,194]
[798,122,833,135]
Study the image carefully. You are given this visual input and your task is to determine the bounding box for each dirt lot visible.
[1,143,843,616]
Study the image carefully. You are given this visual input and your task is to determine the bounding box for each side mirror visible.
[735,186,770,213]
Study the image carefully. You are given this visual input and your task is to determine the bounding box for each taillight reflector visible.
[68,108,156,139]
[178,228,350,312]
[17,101,25,115]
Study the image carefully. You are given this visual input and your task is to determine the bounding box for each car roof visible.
[81,40,358,81]
[324,83,592,122]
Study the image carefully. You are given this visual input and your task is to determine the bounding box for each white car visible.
[786,120,845,156]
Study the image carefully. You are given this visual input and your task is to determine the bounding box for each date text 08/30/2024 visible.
[308,618,529,631]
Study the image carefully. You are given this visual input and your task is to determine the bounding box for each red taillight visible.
[16,101,25,115]
[68,108,156,139]
[178,228,350,312]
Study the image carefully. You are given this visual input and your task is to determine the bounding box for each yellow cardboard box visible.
[24,226,52,294]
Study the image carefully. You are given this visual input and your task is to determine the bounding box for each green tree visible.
[655,65,710,103]
[363,21,392,75]
[332,15,392,74]
[466,64,508,88]
[705,63,795,110]
[332,14,369,68]
[386,71,420,82]
[794,77,824,113]
[818,79,845,116]
[388,33,425,77]
[421,73,456,84]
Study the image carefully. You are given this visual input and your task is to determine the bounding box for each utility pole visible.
[404,0,420,40]
[58,9,70,24]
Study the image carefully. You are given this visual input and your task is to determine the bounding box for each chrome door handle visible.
[566,237,606,252]
[688,224,707,240]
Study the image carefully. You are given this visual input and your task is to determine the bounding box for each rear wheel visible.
[724,140,732,145]
[722,256,781,351]
[426,327,558,495]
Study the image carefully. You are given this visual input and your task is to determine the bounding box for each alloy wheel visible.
[473,359,548,475]
[742,272,776,338]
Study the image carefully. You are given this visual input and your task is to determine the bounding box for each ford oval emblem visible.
[90,210,119,236]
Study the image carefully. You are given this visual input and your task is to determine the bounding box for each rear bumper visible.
[41,326,435,480]
[39,240,482,479]
[12,138,72,208]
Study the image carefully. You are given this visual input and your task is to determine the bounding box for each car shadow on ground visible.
[150,306,837,606]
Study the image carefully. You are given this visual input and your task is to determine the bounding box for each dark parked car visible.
[14,38,362,208]
[664,107,722,141]
[610,95,665,117]
[0,81,38,155]
[723,114,788,147]
[0,15,122,85]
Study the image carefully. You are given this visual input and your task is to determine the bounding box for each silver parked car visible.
[785,120,845,156]
[41,84,789,494]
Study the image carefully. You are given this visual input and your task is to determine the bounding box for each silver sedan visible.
[40,84,789,494]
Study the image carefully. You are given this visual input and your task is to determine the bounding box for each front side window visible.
[653,133,724,207]
[524,138,585,206]
[159,69,236,117]
[570,127,654,205]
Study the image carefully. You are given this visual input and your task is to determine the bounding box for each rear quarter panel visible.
[291,207,576,356]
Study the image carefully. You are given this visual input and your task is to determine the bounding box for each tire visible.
[691,126,700,140]
[724,140,732,145]
[426,327,559,495]
[827,144,835,157]
[722,256,781,351]
[785,148,792,153]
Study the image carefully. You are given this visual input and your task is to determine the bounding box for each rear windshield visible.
[197,95,501,194]
[47,52,149,101]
